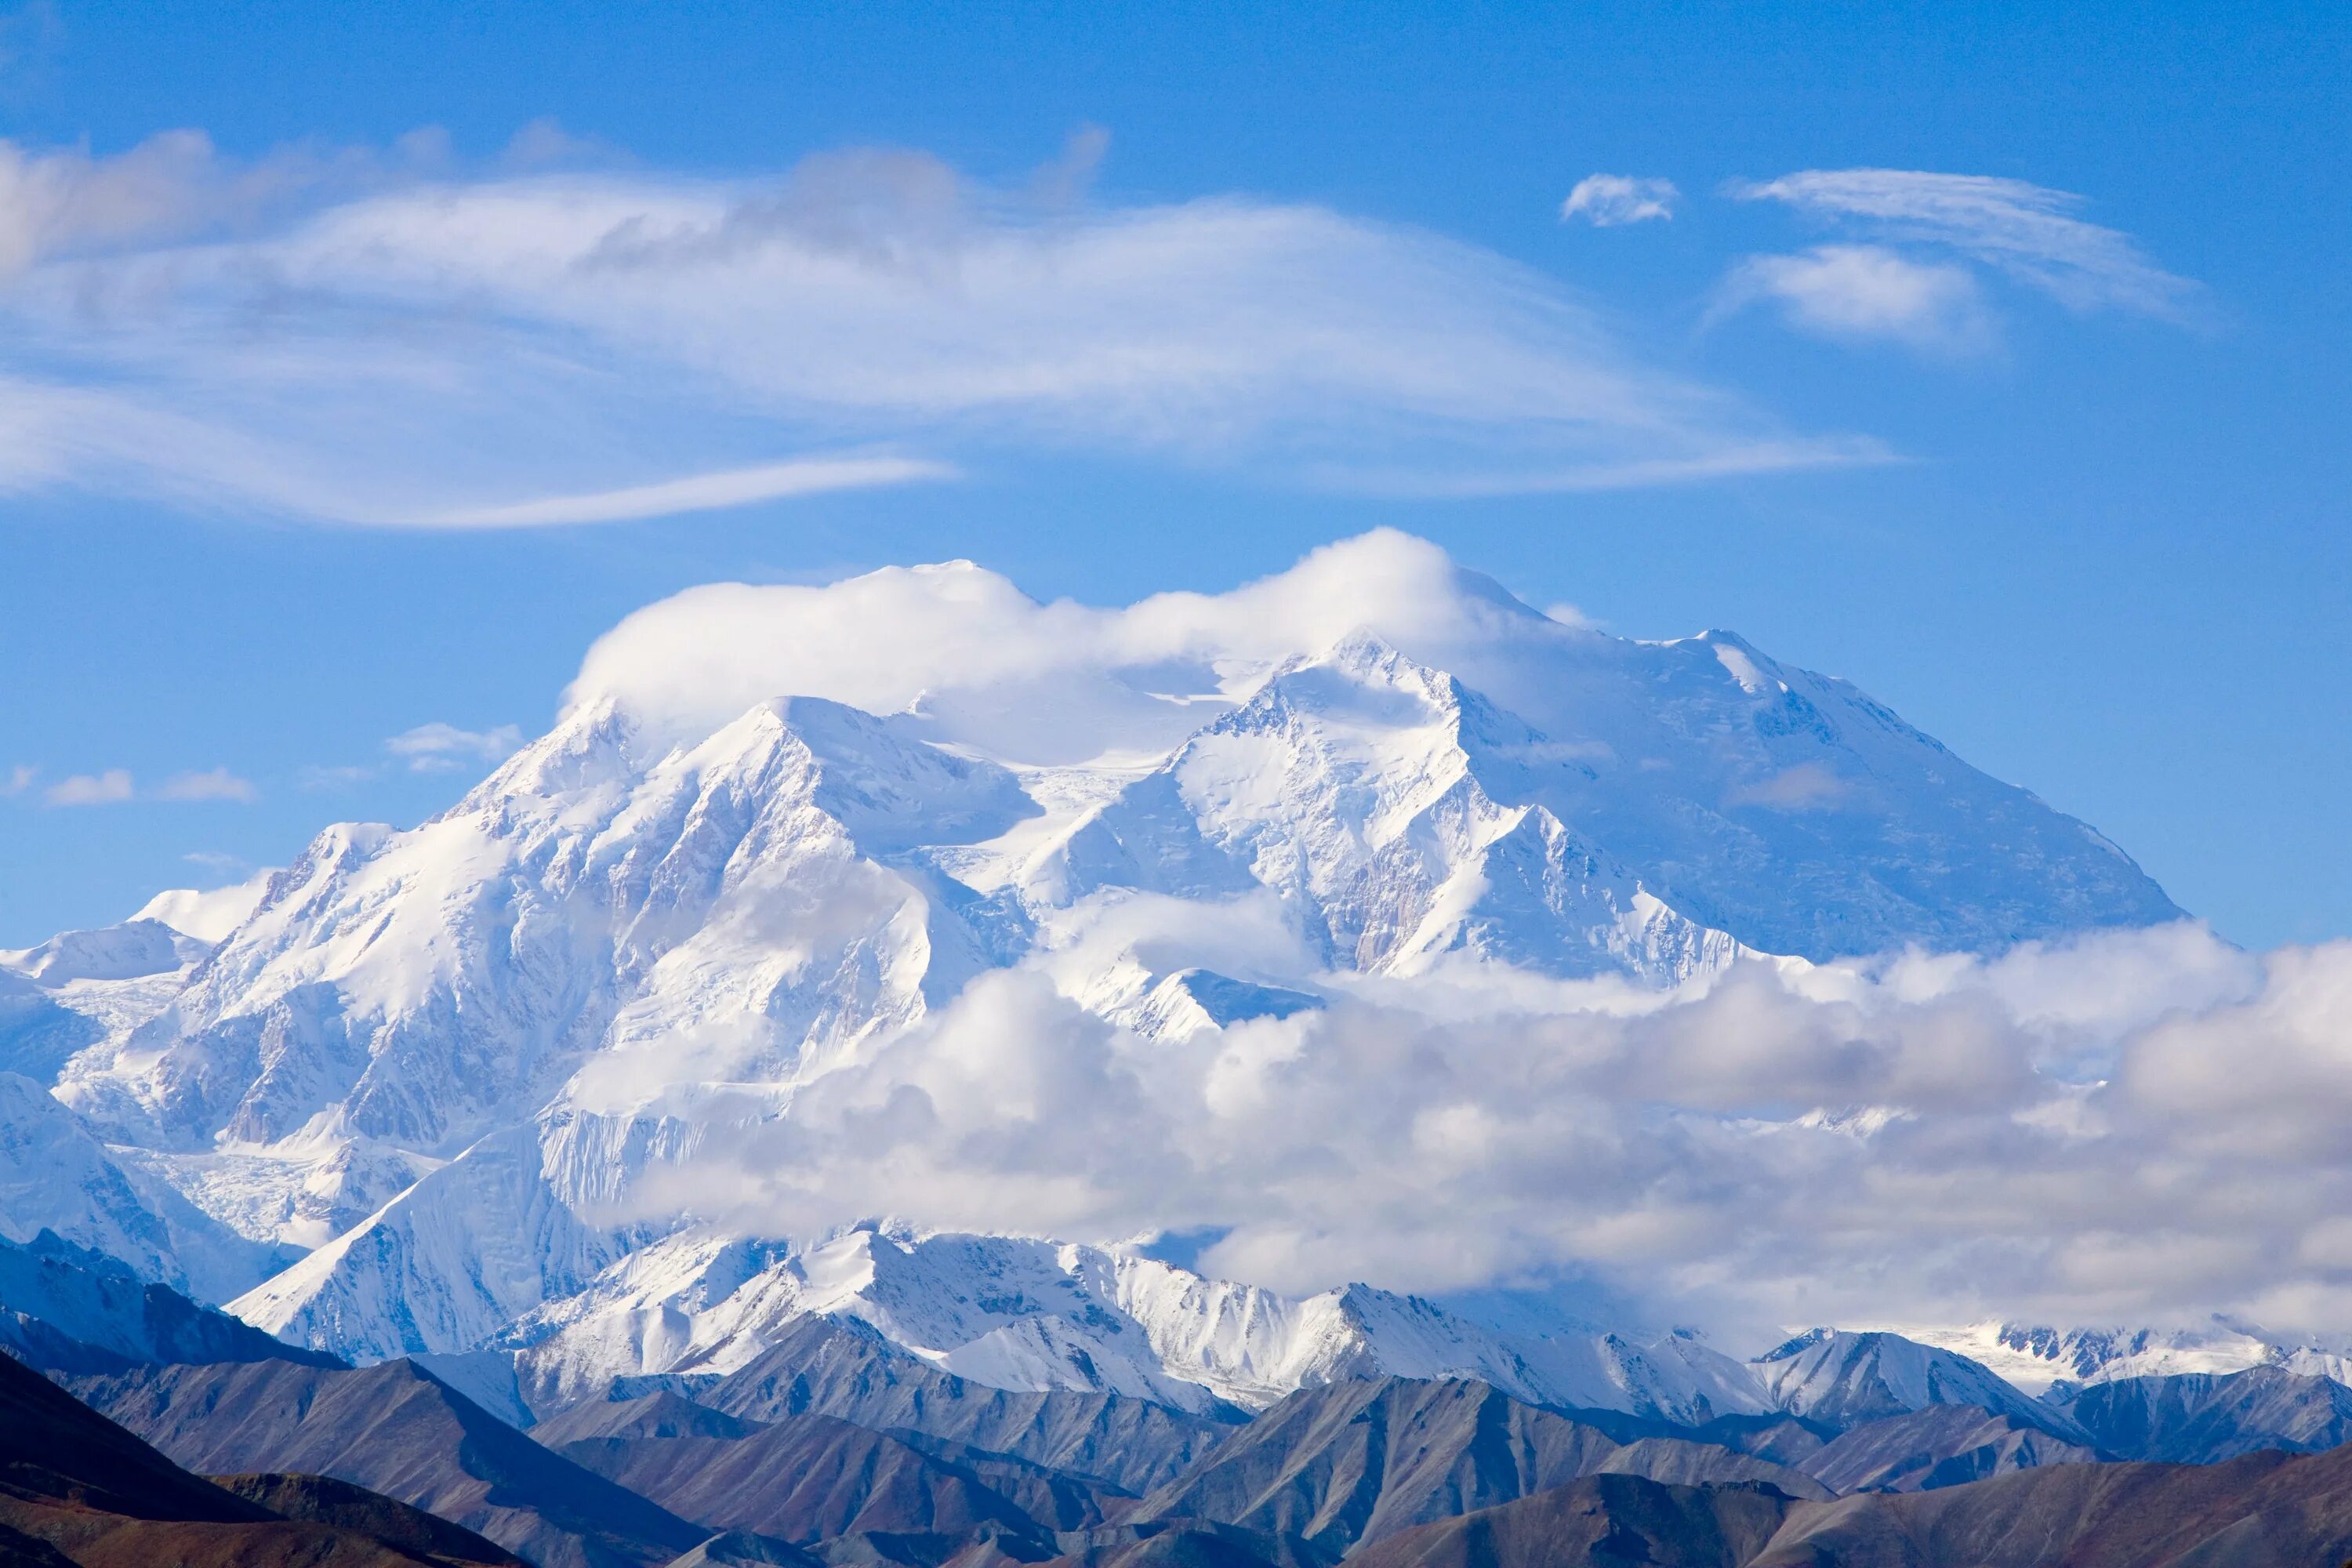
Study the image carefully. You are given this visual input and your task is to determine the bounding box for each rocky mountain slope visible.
[67,1357,707,1568]
[0,1351,519,1567]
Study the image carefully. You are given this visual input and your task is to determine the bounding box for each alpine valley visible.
[5,532,2347,1566]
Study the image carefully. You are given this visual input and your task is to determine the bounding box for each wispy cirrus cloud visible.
[417,456,957,528]
[1561,173,1679,227]
[1721,168,2199,349]
[0,129,1878,524]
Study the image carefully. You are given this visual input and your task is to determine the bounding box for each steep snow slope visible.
[1013,633,1736,982]
[0,1073,278,1300]
[91,696,1028,1156]
[1748,1328,2081,1436]
[133,872,276,944]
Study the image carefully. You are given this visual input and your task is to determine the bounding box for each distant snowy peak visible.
[132,872,278,945]
[1903,1319,2352,1397]
[1120,969,1324,1039]
[1,920,207,987]
[486,1226,1771,1427]
[1750,1327,2075,1435]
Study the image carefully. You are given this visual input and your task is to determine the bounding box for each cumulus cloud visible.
[0,130,1875,524]
[1716,244,1992,352]
[631,916,2352,1344]
[153,767,257,802]
[36,765,255,804]
[44,768,132,805]
[571,530,1595,758]
[1732,168,2198,320]
[2,764,31,797]
[1561,174,1679,227]
[383,721,526,771]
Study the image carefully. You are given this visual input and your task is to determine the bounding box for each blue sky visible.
[1,0,2345,949]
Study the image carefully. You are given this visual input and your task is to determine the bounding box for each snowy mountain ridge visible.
[0,532,2197,1427]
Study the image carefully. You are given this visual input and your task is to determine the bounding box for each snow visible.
[1748,1327,2068,1430]
[0,539,2189,1392]
[1894,1319,2352,1397]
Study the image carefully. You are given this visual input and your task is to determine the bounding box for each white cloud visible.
[1561,174,1679,227]
[641,919,2352,1344]
[1727,760,1856,810]
[153,767,257,802]
[2,764,31,797]
[571,529,1570,758]
[384,721,525,771]
[1732,168,2197,320]
[1717,244,1992,352]
[34,765,255,804]
[416,456,957,528]
[0,132,1875,524]
[296,764,378,790]
[45,768,132,805]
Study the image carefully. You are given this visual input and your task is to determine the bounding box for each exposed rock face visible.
[1125,1377,1823,1553]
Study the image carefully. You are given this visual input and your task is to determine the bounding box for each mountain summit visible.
[5,533,2180,1407]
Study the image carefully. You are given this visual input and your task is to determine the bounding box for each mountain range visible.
[7,535,2344,1561]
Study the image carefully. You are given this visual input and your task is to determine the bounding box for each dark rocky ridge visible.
[0,1351,515,1566]
[67,1356,706,1568]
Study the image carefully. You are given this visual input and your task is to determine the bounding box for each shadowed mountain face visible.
[1748,1443,2352,1565]
[556,1412,1116,1544]
[209,1474,523,1565]
[1342,1474,1792,1568]
[699,1316,1236,1494]
[0,1230,333,1375]
[1341,1443,2352,1566]
[0,1352,511,1566]
[65,1356,706,1568]
[1125,1377,1824,1554]
[533,1390,770,1446]
[2052,1364,2352,1462]
[1795,1405,2101,1494]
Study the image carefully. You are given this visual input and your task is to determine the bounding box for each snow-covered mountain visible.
[1900,1319,2352,1397]
[1748,1327,2084,1436]
[483,1225,1773,1425]
[0,534,2189,1426]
